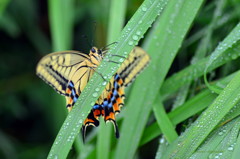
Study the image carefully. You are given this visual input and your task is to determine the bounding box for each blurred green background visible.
[1,0,240,159]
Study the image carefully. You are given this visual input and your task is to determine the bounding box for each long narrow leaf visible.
[162,71,240,159]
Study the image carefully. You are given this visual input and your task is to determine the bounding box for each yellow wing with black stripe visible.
[36,51,91,95]
[117,46,150,86]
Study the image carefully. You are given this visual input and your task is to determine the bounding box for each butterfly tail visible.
[81,105,103,142]
[103,106,120,138]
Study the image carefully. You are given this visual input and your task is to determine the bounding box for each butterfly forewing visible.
[36,51,90,95]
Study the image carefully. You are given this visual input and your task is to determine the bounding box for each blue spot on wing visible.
[113,89,118,96]
[69,81,74,87]
[111,96,115,102]
[108,102,113,108]
[103,100,108,107]
[114,74,119,80]
[114,81,118,88]
[72,89,76,96]
[93,104,101,109]
[73,96,78,103]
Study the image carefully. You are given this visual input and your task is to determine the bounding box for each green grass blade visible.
[162,71,240,159]
[107,0,127,43]
[162,22,240,98]
[140,70,239,145]
[97,0,127,159]
[140,89,217,146]
[232,127,240,159]
[153,98,178,143]
[48,0,74,51]
[190,117,240,158]
[204,22,240,94]
[115,0,204,158]
[47,0,164,158]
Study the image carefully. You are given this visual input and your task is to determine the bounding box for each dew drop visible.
[119,58,124,62]
[79,119,83,124]
[132,35,138,40]
[128,41,134,45]
[92,92,98,97]
[160,138,165,144]
[228,145,234,151]
[142,6,147,12]
[136,31,141,35]
[102,81,107,86]
[95,88,100,92]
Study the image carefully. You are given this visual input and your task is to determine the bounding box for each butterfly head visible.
[89,47,104,63]
[90,47,103,56]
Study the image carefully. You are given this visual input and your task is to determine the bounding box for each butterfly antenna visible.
[101,42,118,51]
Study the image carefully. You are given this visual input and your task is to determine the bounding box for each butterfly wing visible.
[36,51,94,103]
[117,46,150,86]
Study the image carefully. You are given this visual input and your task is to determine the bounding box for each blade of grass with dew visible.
[140,89,217,146]
[183,8,239,49]
[232,127,240,159]
[155,137,168,159]
[204,22,240,94]
[47,0,165,158]
[97,0,127,159]
[162,22,240,98]
[190,116,240,158]
[193,0,226,62]
[153,97,178,143]
[162,71,240,159]
[115,0,204,158]
[171,0,226,112]
[140,70,239,145]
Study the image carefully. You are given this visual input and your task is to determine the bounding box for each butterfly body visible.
[36,46,149,141]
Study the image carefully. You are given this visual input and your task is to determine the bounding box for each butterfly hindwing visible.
[117,46,150,86]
